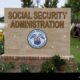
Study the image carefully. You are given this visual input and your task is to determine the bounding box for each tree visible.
[44,0,58,8]
[44,0,50,8]
[21,0,33,8]
[41,60,55,73]
[0,17,4,22]
[64,0,80,22]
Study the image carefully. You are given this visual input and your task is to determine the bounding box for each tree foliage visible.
[0,17,4,22]
[44,0,58,8]
[21,0,33,8]
[65,0,80,12]
[64,0,80,22]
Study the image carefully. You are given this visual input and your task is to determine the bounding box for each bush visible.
[0,41,4,55]
[0,64,5,72]
[7,62,15,69]
[41,60,55,73]
[77,63,80,72]
[71,26,80,37]
[41,55,66,73]
[52,55,61,68]
[51,55,66,71]
[20,64,30,73]
[0,62,15,72]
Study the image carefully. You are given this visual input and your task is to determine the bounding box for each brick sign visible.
[4,8,71,57]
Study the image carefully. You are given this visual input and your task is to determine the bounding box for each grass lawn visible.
[71,37,80,63]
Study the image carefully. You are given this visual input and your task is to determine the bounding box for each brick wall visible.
[0,56,51,72]
[0,56,77,72]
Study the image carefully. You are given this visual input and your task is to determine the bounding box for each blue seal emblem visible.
[27,29,47,49]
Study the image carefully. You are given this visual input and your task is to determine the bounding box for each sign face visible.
[4,8,71,57]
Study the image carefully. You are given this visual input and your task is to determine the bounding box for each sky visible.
[0,0,66,17]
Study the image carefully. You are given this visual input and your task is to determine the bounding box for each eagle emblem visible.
[27,29,47,49]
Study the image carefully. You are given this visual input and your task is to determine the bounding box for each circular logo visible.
[27,29,47,49]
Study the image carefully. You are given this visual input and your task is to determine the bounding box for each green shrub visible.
[41,60,55,73]
[41,55,66,73]
[0,41,4,55]
[77,63,80,72]
[0,64,5,72]
[0,62,15,72]
[20,64,30,73]
[51,55,66,70]
[7,62,15,69]
[71,26,80,38]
